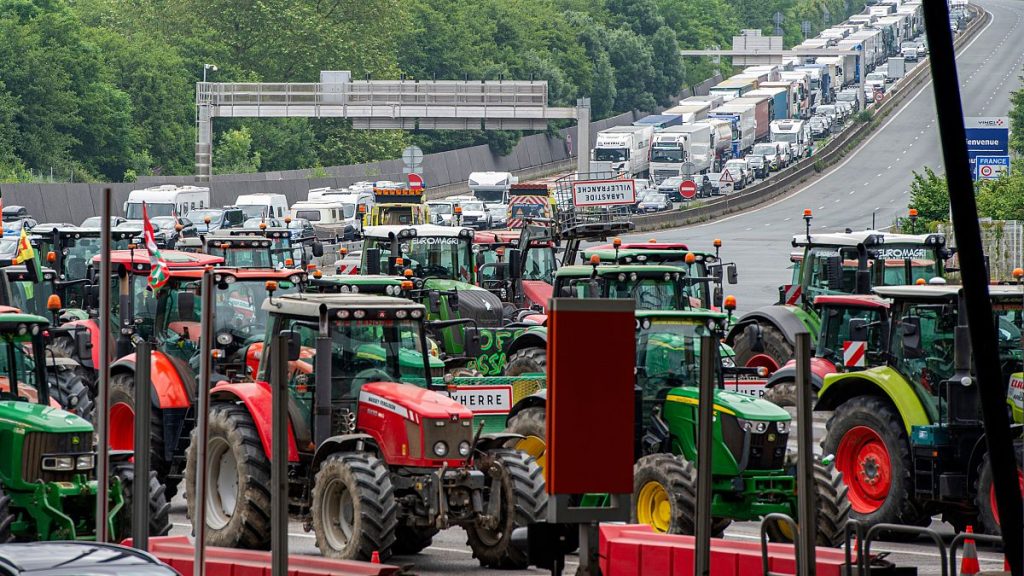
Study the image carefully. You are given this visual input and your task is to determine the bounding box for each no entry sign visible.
[679,179,698,199]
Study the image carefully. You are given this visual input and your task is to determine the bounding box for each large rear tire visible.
[184,402,273,549]
[821,396,925,530]
[312,452,398,561]
[505,406,546,475]
[764,380,798,408]
[503,347,546,376]
[0,483,12,543]
[731,322,793,369]
[110,461,172,541]
[48,365,94,423]
[975,449,1024,536]
[48,335,97,394]
[109,372,176,498]
[465,448,547,569]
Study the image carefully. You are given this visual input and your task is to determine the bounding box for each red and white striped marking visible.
[843,340,867,368]
[782,284,802,305]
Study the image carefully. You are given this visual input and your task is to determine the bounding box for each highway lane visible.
[623,0,1024,313]
[165,3,1023,573]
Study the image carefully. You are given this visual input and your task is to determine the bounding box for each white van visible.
[124,185,210,221]
[290,200,352,240]
[235,193,289,220]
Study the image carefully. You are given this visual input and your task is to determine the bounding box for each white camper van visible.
[123,185,210,221]
[235,193,289,220]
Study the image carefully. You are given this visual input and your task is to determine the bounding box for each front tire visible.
[184,402,273,549]
[506,406,546,474]
[631,454,729,535]
[503,347,546,376]
[465,448,547,569]
[48,365,95,423]
[0,482,12,543]
[109,372,175,498]
[110,461,172,541]
[765,457,850,546]
[764,380,797,408]
[822,396,924,529]
[975,449,1024,536]
[312,452,398,561]
[730,322,794,370]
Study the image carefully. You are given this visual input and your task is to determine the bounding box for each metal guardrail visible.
[629,3,988,234]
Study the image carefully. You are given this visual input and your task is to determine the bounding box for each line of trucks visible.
[591,0,925,186]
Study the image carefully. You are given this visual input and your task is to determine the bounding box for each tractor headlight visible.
[42,456,74,471]
[217,332,234,346]
[721,356,735,368]
[458,441,472,456]
[433,441,449,457]
[776,420,791,434]
[738,419,770,434]
[76,454,95,470]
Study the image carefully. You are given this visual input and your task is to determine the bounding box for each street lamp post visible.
[203,63,218,82]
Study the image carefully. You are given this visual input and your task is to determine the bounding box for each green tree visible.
[214,126,261,174]
[650,26,686,105]
[606,28,657,112]
[1010,79,1024,156]
[908,167,950,223]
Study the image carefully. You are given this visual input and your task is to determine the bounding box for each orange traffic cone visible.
[370,551,381,564]
[960,525,980,576]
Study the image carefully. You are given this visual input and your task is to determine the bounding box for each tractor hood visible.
[521,281,553,312]
[361,381,474,421]
[668,387,790,421]
[426,280,504,328]
[0,400,93,434]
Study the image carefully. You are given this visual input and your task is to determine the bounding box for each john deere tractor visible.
[726,217,951,373]
[817,284,1024,534]
[0,312,170,542]
[184,293,545,566]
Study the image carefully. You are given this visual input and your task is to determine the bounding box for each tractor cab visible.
[224,226,323,269]
[554,264,691,311]
[366,187,429,226]
[473,224,556,311]
[0,314,55,405]
[33,227,138,308]
[204,234,275,268]
[581,240,738,310]
[0,266,61,321]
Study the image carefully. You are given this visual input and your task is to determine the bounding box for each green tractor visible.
[726,221,952,374]
[359,225,546,376]
[0,312,170,542]
[817,284,1024,534]
[33,226,138,313]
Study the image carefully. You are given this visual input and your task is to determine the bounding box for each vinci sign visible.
[965,117,1009,180]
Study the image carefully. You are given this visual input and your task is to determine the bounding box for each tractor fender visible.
[311,434,379,473]
[111,352,191,410]
[506,328,547,356]
[508,389,547,422]
[727,305,814,348]
[814,367,933,434]
[61,319,101,367]
[764,356,836,390]
[210,381,301,463]
[476,433,524,452]
[520,281,552,313]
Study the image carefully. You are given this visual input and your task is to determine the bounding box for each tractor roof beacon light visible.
[724,294,737,323]
[908,208,919,234]
[46,251,56,264]
[613,237,622,261]
[265,280,278,304]
[803,209,813,242]
[713,238,722,260]
[589,254,601,278]
[685,252,696,265]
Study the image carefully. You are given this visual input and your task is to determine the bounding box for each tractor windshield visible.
[0,329,45,402]
[874,244,942,285]
[6,278,56,317]
[816,305,887,367]
[559,273,687,310]
[523,246,556,283]
[208,246,274,268]
[363,236,474,282]
[636,318,711,426]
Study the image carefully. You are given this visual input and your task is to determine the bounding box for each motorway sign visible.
[679,179,698,199]
[976,155,1010,180]
[571,179,636,206]
[407,173,424,190]
[965,117,1009,180]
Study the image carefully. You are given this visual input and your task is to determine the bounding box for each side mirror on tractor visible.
[312,240,324,258]
[83,284,99,310]
[744,323,766,354]
[826,256,843,291]
[75,330,92,365]
[900,317,923,358]
[448,289,460,310]
[178,292,196,321]
[428,290,442,314]
[727,264,738,284]
[283,330,302,361]
[463,326,482,359]
[849,318,869,342]
[506,248,523,280]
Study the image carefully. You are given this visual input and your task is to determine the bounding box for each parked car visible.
[286,217,317,240]
[637,193,672,213]
[81,216,128,228]
[191,207,245,234]
[705,172,733,196]
[656,176,686,202]
[0,542,179,575]
[2,206,36,234]
[144,216,198,248]
[723,159,751,190]
[834,101,854,121]
[835,90,861,112]
[752,143,783,172]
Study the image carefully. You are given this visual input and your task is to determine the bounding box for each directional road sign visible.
[976,155,1010,180]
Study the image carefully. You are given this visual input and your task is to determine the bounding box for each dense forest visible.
[0,0,860,182]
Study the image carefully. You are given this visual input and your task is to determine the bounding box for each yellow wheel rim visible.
[515,436,546,477]
[776,519,796,541]
[637,481,672,533]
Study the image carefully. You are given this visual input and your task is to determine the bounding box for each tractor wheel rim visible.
[515,436,546,476]
[206,437,237,530]
[989,468,1024,526]
[637,481,672,533]
[836,426,892,513]
[109,402,134,451]
[322,477,355,551]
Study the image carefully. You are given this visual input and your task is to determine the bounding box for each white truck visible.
[708,101,758,155]
[770,119,810,161]
[662,102,712,124]
[648,124,712,183]
[703,119,736,172]
[468,171,518,227]
[234,193,289,220]
[123,185,210,221]
[591,125,654,178]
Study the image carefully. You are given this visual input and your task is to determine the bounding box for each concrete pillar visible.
[858,54,866,112]
[196,102,213,182]
[576,98,591,177]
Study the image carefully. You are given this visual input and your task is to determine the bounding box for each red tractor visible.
[185,293,545,566]
[473,225,555,318]
[103,261,306,498]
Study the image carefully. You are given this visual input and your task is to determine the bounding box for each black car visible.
[191,208,245,234]
[0,542,179,575]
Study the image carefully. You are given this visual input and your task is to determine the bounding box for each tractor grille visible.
[21,432,93,483]
[721,416,788,472]
[422,418,473,460]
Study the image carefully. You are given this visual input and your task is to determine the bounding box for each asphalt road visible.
[167,3,1023,573]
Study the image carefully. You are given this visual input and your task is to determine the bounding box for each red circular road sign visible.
[679,179,698,199]
[408,173,424,190]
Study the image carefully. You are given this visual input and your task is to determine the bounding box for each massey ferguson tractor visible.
[817,284,1024,534]
[726,213,951,373]
[0,312,170,542]
[184,293,545,566]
